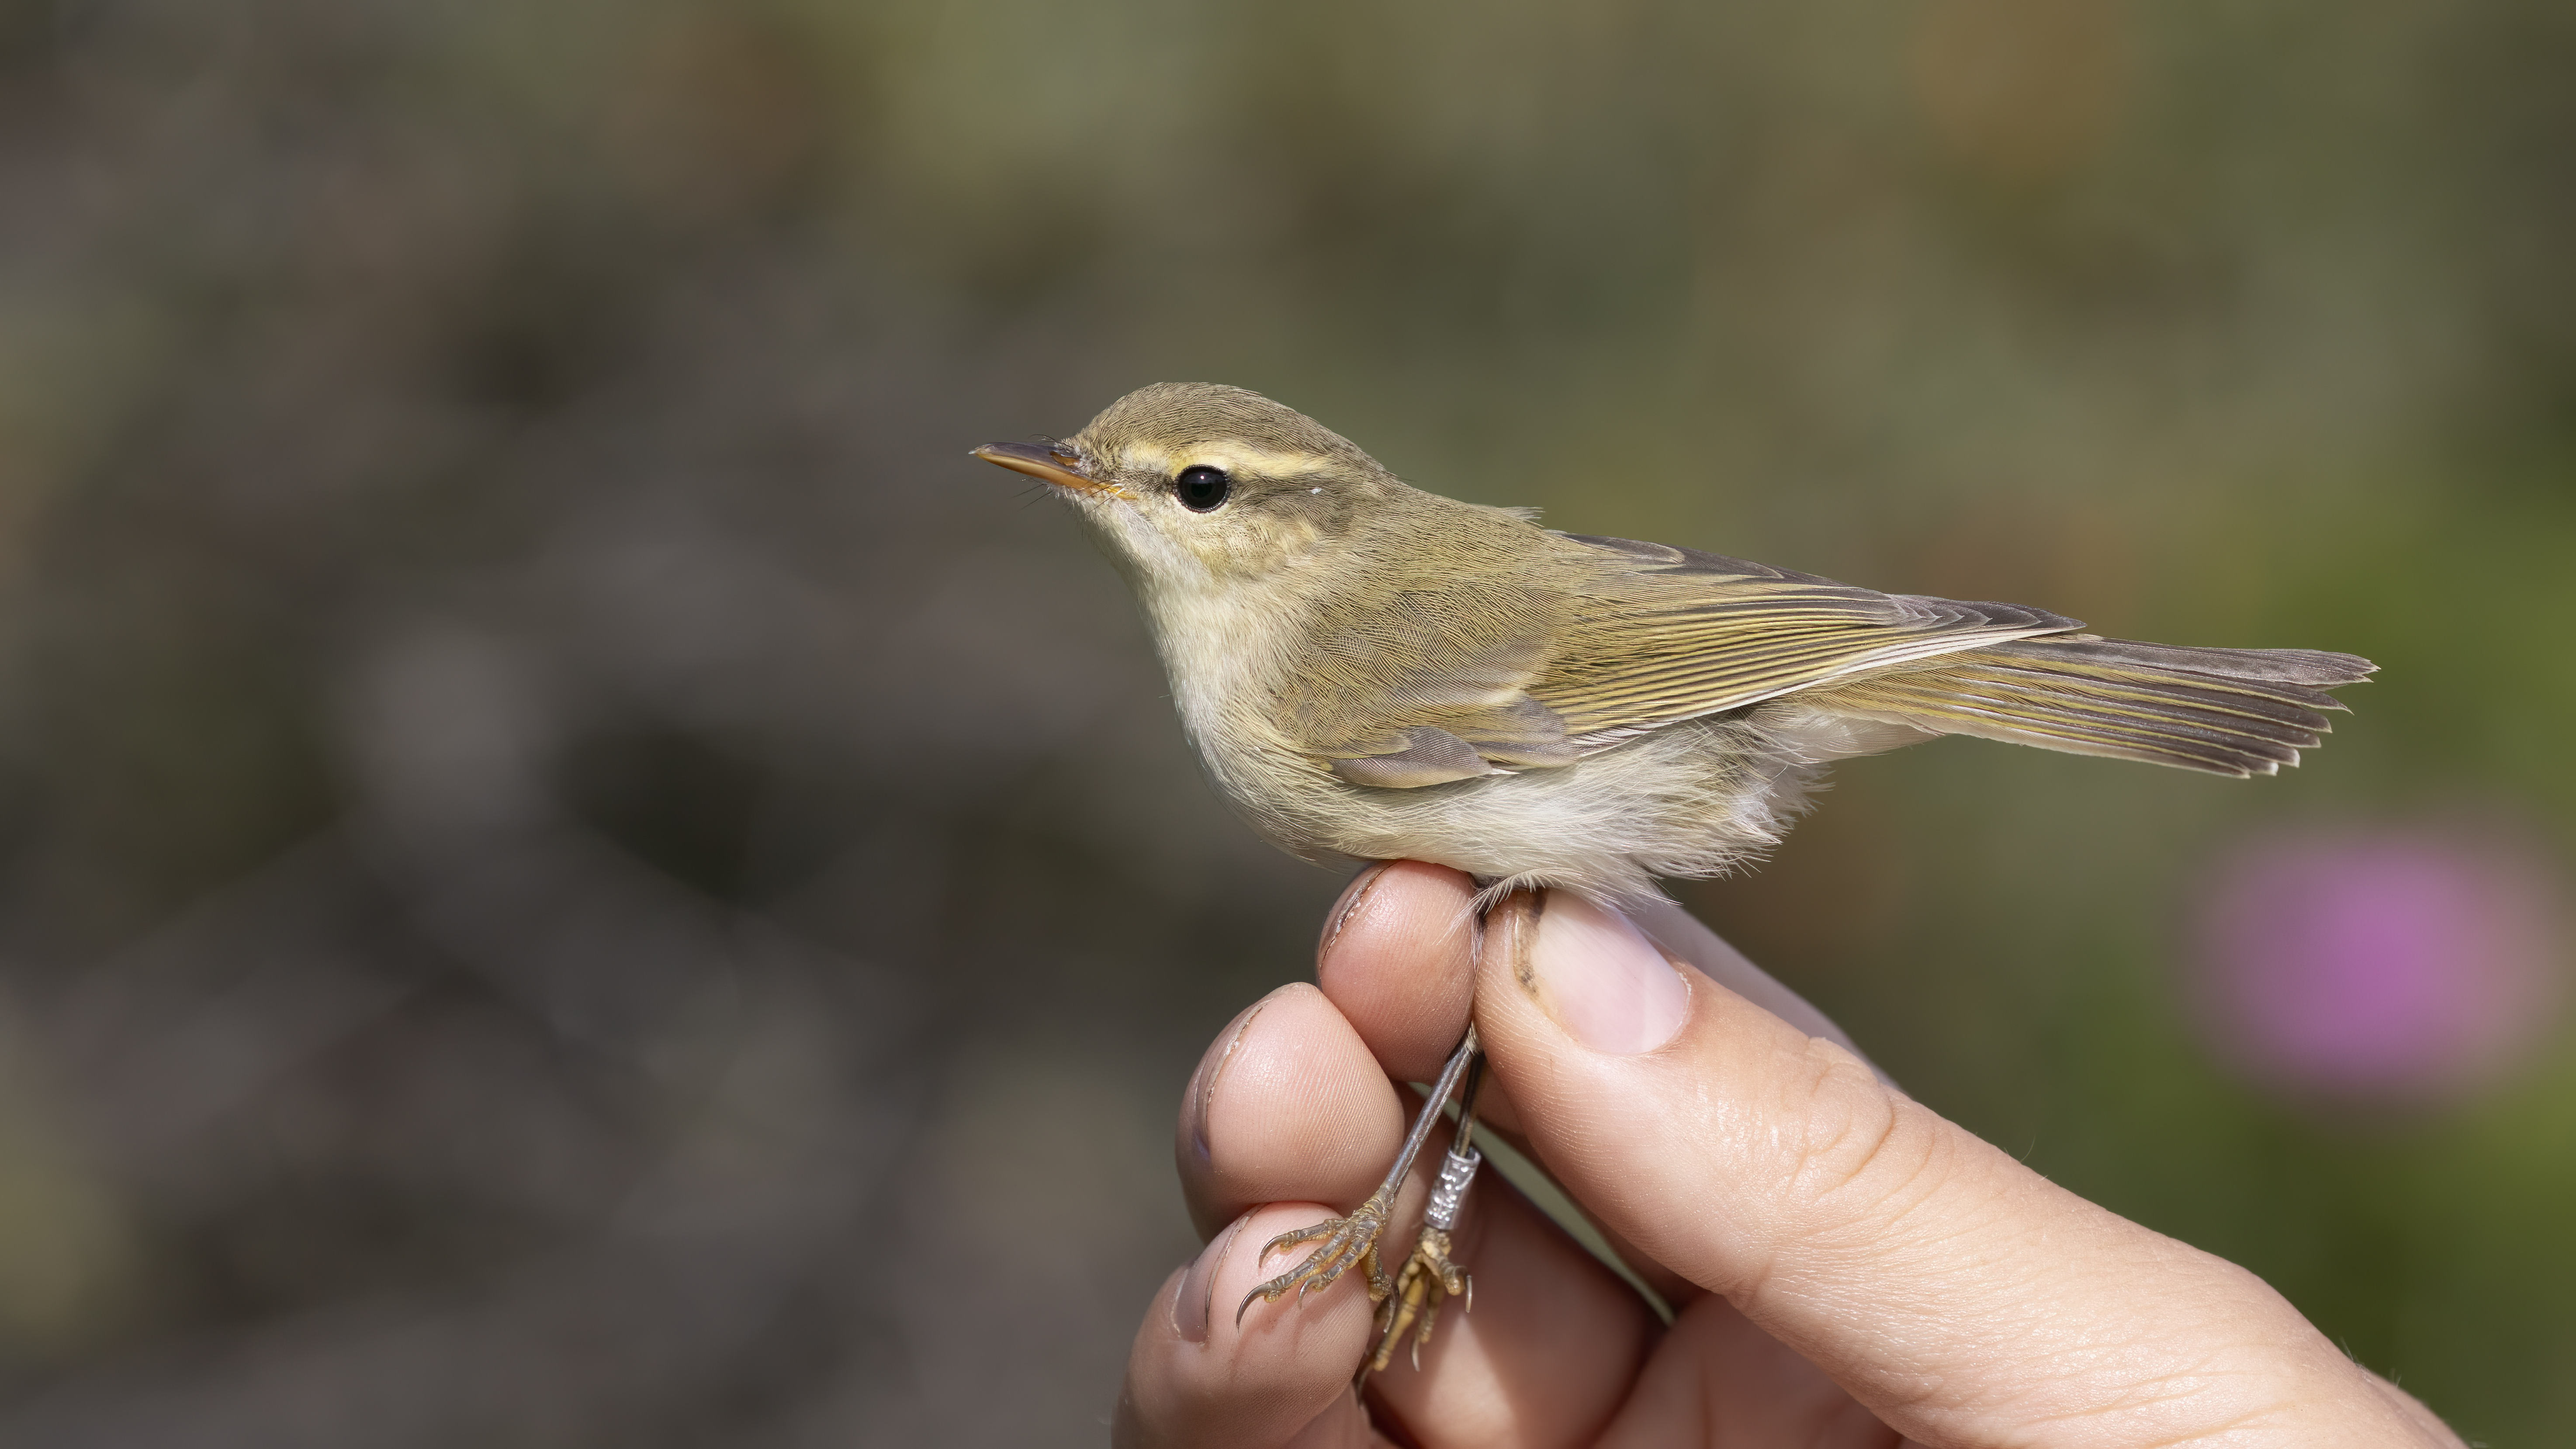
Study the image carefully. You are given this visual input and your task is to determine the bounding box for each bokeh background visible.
[0,0,2565,1442]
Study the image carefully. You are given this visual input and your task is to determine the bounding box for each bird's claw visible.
[1235,1190,1395,1327]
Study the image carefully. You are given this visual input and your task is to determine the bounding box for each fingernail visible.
[1173,1213,1248,1343]
[1316,861,1389,971]
[1187,996,1272,1165]
[1514,891,1689,1054]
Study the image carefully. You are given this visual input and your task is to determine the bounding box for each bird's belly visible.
[1216,718,1814,907]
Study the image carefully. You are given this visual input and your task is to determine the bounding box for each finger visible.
[1315,865,1884,1147]
[1315,863,1480,1079]
[1177,983,1404,1240]
[1475,888,2460,1448]
[1316,863,1697,1307]
[1143,1009,1648,1449]
[1164,965,1662,1446]
[1314,862,1513,1130]
[1116,1202,1385,1449]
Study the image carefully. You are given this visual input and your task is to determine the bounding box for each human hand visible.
[1115,861,2463,1447]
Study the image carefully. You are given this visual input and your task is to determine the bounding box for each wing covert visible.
[1286,581,1580,785]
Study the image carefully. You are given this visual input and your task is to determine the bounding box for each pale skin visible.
[1115,861,2465,1448]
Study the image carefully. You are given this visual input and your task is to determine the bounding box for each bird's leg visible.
[1361,1050,1486,1382]
[1238,1023,1482,1328]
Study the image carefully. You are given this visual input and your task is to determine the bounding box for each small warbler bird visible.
[973,382,2372,1376]
[975,382,2371,909]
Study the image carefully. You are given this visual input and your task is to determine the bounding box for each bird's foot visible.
[1236,1190,1395,1326]
[1363,1138,1482,1379]
[1368,1224,1471,1375]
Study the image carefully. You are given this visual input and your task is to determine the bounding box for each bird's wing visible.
[1293,533,2371,788]
[1288,578,1586,788]
[1530,534,2083,742]
[1288,533,2077,787]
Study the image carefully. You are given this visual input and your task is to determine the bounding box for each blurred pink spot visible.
[2194,826,2567,1103]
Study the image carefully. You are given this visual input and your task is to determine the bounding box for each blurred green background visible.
[0,0,2565,1442]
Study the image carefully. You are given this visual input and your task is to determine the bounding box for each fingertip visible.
[1316,861,1392,962]
[1316,860,1479,1082]
[1176,1214,1253,1343]
[1120,1203,1375,1448]
[1181,982,1403,1238]
[1115,1264,1193,1448]
[1180,991,1281,1179]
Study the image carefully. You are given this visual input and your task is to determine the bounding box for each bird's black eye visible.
[1174,465,1232,512]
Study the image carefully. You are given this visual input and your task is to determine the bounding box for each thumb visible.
[1470,888,2455,1449]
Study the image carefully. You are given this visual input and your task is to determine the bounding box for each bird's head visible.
[973,382,1405,598]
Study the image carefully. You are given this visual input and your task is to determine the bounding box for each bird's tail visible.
[1807,637,2376,777]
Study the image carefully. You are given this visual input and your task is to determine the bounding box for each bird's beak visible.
[971,441,1127,498]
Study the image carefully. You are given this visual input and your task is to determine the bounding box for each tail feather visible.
[1805,637,2376,778]
[1993,637,2372,687]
